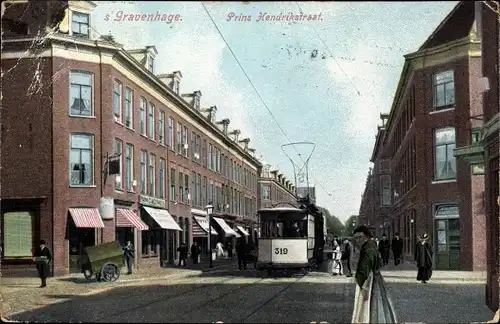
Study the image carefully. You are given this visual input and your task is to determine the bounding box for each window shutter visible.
[4,212,33,257]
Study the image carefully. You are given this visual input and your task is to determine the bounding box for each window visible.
[202,176,207,206]
[114,138,123,189]
[147,56,154,73]
[471,128,481,143]
[173,80,179,94]
[176,122,182,153]
[433,70,455,109]
[202,139,207,167]
[113,80,122,122]
[168,117,174,149]
[69,71,92,116]
[183,126,188,157]
[262,184,270,200]
[140,97,146,135]
[158,110,165,145]
[191,131,196,160]
[184,174,190,202]
[148,102,155,139]
[208,144,212,170]
[194,96,200,110]
[159,158,165,198]
[3,212,33,258]
[71,11,89,37]
[196,135,201,162]
[140,150,147,194]
[70,134,93,185]
[380,175,391,206]
[178,172,184,202]
[435,127,457,180]
[149,153,156,196]
[125,144,133,191]
[169,168,176,201]
[124,88,133,128]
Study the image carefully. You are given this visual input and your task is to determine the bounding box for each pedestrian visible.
[332,240,343,275]
[341,238,353,277]
[216,241,224,258]
[122,240,135,275]
[378,234,390,266]
[177,242,188,267]
[353,226,380,290]
[190,242,201,264]
[227,241,233,259]
[415,233,433,283]
[236,238,248,270]
[33,240,52,288]
[391,232,403,266]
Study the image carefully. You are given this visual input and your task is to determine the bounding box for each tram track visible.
[94,273,271,322]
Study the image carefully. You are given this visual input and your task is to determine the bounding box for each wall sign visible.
[99,197,115,220]
[139,195,166,208]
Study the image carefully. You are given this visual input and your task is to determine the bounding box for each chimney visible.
[229,129,240,142]
[216,118,230,134]
[238,138,250,150]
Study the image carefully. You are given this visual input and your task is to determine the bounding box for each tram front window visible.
[259,212,307,238]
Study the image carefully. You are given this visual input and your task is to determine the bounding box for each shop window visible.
[3,212,33,258]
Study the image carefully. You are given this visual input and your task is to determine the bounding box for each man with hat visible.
[415,233,433,283]
[33,240,52,288]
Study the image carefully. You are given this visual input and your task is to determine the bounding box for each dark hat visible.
[39,239,46,245]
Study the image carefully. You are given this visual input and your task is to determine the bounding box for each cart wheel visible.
[101,262,120,282]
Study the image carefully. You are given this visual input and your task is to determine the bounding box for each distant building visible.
[258,163,296,209]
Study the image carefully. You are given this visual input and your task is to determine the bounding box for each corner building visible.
[359,1,486,271]
[1,0,260,276]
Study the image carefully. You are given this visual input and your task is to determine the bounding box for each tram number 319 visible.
[274,248,288,255]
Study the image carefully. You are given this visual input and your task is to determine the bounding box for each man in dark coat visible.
[415,233,433,283]
[236,239,248,270]
[353,226,380,290]
[341,238,353,277]
[391,232,404,266]
[122,240,135,274]
[378,234,391,266]
[177,242,188,267]
[33,240,52,288]
[190,242,201,264]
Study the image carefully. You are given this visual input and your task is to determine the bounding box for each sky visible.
[92,1,458,222]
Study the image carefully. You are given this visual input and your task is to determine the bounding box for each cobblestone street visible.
[6,269,355,323]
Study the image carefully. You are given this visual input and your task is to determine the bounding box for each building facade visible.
[359,1,486,271]
[1,0,260,276]
[258,163,297,209]
[455,1,499,310]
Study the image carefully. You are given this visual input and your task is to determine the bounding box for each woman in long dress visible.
[332,240,343,275]
[415,233,433,283]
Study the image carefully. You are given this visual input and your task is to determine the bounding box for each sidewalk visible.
[1,257,236,318]
[380,260,486,283]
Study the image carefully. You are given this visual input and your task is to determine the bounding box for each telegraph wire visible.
[295,2,361,97]
[200,2,333,197]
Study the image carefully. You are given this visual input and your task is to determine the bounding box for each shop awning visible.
[69,208,105,228]
[116,208,149,230]
[213,217,238,237]
[193,216,218,236]
[236,226,250,236]
[143,207,182,231]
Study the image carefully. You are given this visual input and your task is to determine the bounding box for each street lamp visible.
[205,202,214,268]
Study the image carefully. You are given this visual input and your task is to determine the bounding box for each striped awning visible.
[213,217,238,237]
[193,216,218,237]
[116,208,149,230]
[69,208,105,228]
[143,206,182,231]
[236,226,250,236]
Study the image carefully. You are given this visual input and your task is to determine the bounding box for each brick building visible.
[454,1,499,310]
[258,163,297,209]
[359,1,486,271]
[1,0,261,276]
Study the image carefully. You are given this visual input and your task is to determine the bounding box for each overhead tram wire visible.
[295,2,361,97]
[201,2,333,197]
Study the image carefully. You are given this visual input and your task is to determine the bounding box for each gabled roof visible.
[419,1,476,50]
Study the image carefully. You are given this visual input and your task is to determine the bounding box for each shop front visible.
[139,195,182,266]
[67,207,105,273]
[115,203,149,268]
[212,216,239,254]
[192,212,219,254]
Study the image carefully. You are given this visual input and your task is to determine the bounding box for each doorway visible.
[435,218,460,270]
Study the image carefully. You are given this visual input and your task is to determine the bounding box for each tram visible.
[256,196,325,275]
